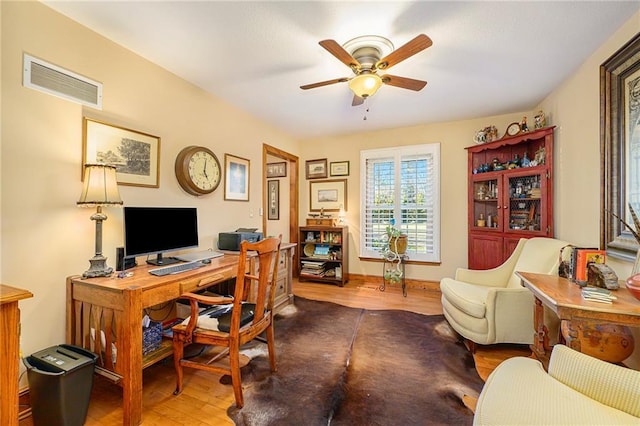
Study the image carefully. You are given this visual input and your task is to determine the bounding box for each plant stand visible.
[380,254,409,297]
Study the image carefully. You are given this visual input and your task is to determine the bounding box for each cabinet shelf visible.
[466,126,555,270]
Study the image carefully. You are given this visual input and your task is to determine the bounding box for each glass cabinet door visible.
[506,171,546,233]
[471,176,501,231]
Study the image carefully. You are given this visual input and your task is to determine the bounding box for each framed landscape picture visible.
[309,179,347,212]
[224,153,250,201]
[305,158,328,179]
[330,161,350,176]
[82,117,160,187]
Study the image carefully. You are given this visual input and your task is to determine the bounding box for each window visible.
[360,144,440,262]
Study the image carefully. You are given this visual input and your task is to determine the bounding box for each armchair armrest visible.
[548,345,640,418]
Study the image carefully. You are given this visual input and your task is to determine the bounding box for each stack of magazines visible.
[581,287,617,304]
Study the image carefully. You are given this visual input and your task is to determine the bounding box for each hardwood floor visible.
[20,277,530,425]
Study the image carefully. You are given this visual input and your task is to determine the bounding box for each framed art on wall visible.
[224,153,250,201]
[601,32,640,259]
[266,162,287,178]
[267,180,279,220]
[305,158,328,179]
[309,179,347,212]
[330,161,350,176]
[82,117,160,187]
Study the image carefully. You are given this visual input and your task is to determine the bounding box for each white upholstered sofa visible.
[440,237,569,346]
[474,344,640,425]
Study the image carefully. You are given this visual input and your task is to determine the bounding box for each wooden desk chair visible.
[172,236,282,408]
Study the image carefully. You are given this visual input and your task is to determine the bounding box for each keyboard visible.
[174,250,224,263]
[149,261,204,276]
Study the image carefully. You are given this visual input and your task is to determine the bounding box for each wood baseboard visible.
[346,273,440,291]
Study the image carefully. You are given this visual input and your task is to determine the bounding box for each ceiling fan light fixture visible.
[348,73,382,98]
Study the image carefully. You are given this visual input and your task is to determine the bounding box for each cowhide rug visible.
[227,297,483,425]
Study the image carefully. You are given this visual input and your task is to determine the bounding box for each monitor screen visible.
[123,206,199,266]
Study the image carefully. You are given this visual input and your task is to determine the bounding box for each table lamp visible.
[77,164,123,278]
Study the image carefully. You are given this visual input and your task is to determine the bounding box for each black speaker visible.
[116,247,136,271]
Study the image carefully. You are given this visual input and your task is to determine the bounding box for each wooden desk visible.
[1,284,33,425]
[66,244,294,426]
[517,272,640,366]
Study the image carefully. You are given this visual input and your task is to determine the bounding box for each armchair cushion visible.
[474,345,640,425]
[182,303,256,333]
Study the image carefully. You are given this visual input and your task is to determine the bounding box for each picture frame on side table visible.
[309,179,347,212]
[224,154,250,201]
[266,162,287,178]
[305,158,328,179]
[267,180,279,220]
[601,32,640,259]
[82,117,160,187]
[330,161,350,176]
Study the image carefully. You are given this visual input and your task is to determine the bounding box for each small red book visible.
[574,249,606,282]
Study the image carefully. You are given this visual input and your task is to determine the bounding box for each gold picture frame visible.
[309,179,347,212]
[224,153,250,201]
[82,117,160,187]
[330,161,350,176]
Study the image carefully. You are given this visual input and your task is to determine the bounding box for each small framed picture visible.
[224,153,250,201]
[306,158,328,179]
[267,180,279,220]
[82,117,160,188]
[309,179,347,212]
[330,161,350,177]
[266,162,287,178]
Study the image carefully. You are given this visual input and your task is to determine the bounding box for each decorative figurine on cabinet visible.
[520,116,529,132]
[534,110,546,129]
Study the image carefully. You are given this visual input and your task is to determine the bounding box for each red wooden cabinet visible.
[466,126,555,269]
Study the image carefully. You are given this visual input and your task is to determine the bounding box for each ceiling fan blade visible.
[300,77,349,90]
[376,34,432,70]
[319,39,361,70]
[382,74,427,91]
[352,95,365,106]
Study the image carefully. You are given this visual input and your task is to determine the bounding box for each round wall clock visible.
[174,146,221,196]
[506,122,521,137]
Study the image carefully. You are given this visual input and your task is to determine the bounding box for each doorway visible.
[262,144,299,276]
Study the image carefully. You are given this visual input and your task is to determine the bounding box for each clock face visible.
[506,122,521,137]
[175,146,221,196]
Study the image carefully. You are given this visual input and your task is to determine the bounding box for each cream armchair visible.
[474,345,640,425]
[440,237,569,347]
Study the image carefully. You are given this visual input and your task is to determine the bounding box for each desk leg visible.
[531,297,550,364]
[122,288,143,425]
[0,302,20,425]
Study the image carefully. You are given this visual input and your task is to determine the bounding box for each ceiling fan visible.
[300,34,432,106]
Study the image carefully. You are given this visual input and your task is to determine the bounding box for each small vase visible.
[389,235,408,255]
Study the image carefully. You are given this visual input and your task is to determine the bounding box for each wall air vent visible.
[23,53,103,109]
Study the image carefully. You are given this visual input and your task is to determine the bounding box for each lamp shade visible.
[77,164,123,207]
[348,73,383,98]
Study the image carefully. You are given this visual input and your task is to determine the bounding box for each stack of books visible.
[301,260,327,276]
[581,287,617,304]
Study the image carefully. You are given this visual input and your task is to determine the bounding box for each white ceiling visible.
[43,1,639,140]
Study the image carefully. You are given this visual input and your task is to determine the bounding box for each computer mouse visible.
[202,259,211,264]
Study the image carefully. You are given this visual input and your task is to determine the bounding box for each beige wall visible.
[1,1,299,368]
[2,1,640,374]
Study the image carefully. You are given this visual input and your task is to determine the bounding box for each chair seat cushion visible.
[440,278,489,319]
[182,303,256,332]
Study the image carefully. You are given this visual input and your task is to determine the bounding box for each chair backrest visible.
[506,237,570,288]
[229,235,282,331]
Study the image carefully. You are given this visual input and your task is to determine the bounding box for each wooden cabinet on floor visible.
[299,226,349,286]
[466,126,555,269]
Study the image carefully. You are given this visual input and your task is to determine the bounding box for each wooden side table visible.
[517,272,640,367]
[1,284,33,425]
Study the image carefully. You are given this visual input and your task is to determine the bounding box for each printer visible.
[218,228,263,251]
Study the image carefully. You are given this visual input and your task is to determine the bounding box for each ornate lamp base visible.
[83,255,114,278]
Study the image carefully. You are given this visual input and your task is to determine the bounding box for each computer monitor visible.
[123,206,199,266]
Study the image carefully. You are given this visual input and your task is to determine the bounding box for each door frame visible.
[262,144,299,276]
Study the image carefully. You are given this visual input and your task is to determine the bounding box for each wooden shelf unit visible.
[299,225,348,286]
[466,126,555,270]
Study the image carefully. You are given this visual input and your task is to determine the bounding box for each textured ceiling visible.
[43,1,639,139]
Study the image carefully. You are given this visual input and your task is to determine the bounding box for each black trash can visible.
[23,344,98,426]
